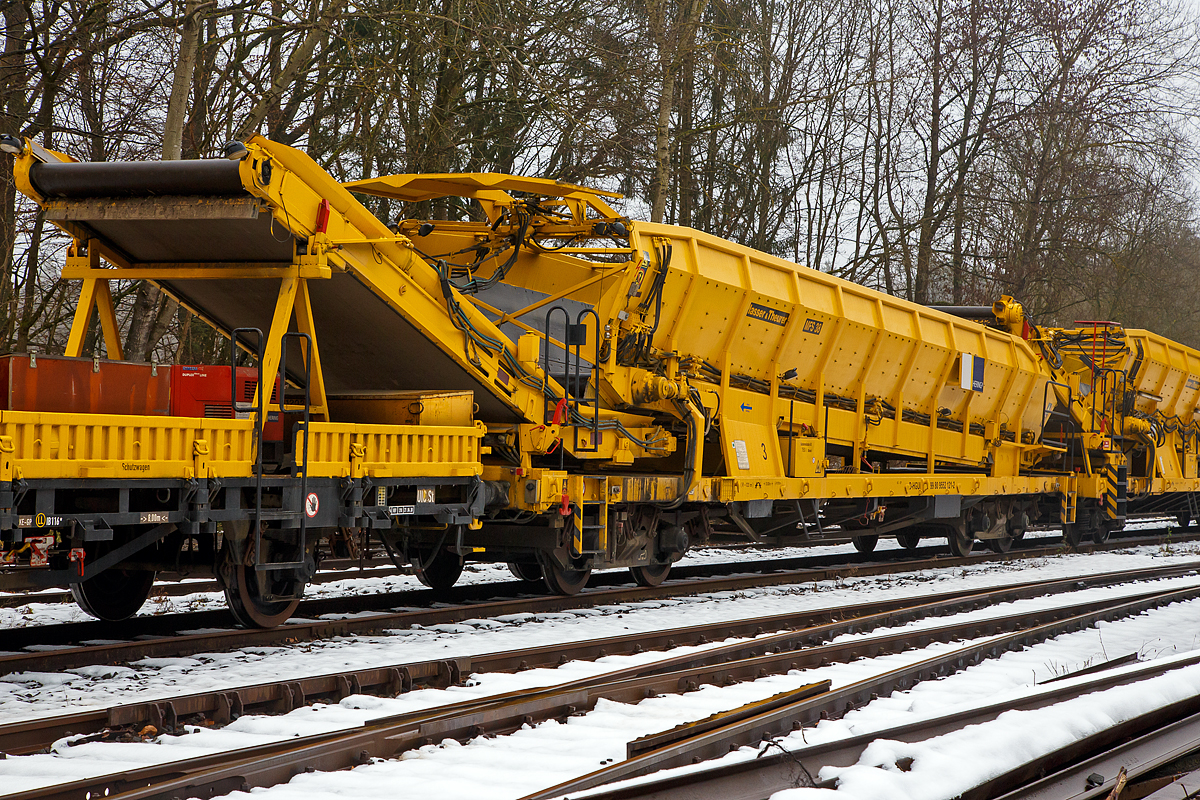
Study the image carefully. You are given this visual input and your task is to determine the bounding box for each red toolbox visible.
[0,352,170,415]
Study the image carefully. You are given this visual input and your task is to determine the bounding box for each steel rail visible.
[18,581,1200,800]
[558,654,1200,800]
[990,708,1200,800]
[522,585,1200,799]
[0,539,1022,641]
[3,530,1195,678]
[7,561,1195,756]
[0,526,1181,610]
[4,545,964,650]
[0,561,406,609]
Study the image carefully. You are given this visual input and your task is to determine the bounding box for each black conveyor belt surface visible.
[30,160,245,198]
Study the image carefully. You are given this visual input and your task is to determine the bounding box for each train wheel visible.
[414,548,464,591]
[1092,523,1115,544]
[986,535,1013,554]
[225,563,301,628]
[896,533,920,551]
[1178,513,1191,529]
[71,568,155,621]
[630,563,671,587]
[852,535,879,554]
[539,553,590,596]
[508,561,544,585]
[948,527,974,557]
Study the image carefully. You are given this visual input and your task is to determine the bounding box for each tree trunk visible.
[0,0,31,346]
[648,0,710,224]
[163,0,202,160]
[234,0,345,141]
[14,212,44,351]
[126,0,207,362]
[650,61,676,224]
[914,0,944,305]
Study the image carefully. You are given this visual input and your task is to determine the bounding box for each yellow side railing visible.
[0,411,484,481]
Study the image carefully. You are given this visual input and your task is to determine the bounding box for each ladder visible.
[572,497,609,559]
[231,329,313,574]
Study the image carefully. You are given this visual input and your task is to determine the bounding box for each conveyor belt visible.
[32,157,523,421]
[29,160,245,197]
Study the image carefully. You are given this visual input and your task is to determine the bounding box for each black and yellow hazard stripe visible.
[1060,487,1076,525]
[1103,462,1128,521]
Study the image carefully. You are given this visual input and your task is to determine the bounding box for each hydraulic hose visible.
[662,397,706,510]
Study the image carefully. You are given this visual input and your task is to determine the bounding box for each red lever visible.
[551,398,568,425]
[560,494,571,516]
[69,547,85,577]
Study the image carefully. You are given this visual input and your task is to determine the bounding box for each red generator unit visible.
[170,365,283,441]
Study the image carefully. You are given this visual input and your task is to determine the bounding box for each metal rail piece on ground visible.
[565,651,1200,800]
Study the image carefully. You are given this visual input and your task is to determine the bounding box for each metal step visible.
[256,509,302,521]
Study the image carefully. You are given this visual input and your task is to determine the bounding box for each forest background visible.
[3,0,1200,364]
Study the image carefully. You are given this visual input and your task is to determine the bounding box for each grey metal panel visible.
[72,215,295,263]
[161,272,522,423]
[934,494,962,518]
[305,273,520,422]
[479,282,595,374]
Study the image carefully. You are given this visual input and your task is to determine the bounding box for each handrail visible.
[573,308,600,453]
[230,327,265,557]
[1040,379,1077,476]
[266,331,313,572]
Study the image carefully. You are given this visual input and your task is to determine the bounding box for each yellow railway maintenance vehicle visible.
[2,134,1199,625]
[1030,321,1200,545]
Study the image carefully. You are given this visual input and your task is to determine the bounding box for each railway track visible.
[5,560,1198,756]
[10,564,1200,800]
[0,540,856,611]
[0,525,1168,610]
[2,528,1196,678]
[565,651,1200,800]
[0,559,407,609]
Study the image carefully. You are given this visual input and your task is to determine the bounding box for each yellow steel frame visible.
[7,136,490,485]
[62,242,123,360]
[23,132,1200,532]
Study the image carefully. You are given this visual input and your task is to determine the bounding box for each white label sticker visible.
[417,487,436,504]
[959,352,984,391]
[388,504,416,516]
[732,439,750,470]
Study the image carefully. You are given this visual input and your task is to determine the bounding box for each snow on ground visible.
[1,537,1195,722]
[2,538,1200,797]
[769,659,1200,800]
[0,517,1171,629]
